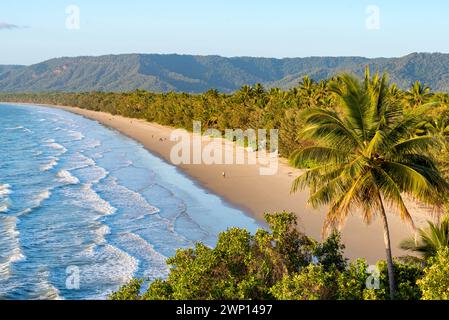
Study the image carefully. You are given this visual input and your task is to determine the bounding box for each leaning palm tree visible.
[400,215,449,259]
[289,72,449,299]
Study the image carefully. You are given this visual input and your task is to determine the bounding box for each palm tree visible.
[237,85,253,100]
[299,76,320,108]
[400,215,449,259]
[388,83,404,100]
[253,83,266,96]
[405,81,433,109]
[289,72,449,299]
[253,83,268,108]
[416,114,449,178]
[416,115,449,141]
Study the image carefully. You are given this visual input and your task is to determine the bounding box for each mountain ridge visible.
[0,52,448,93]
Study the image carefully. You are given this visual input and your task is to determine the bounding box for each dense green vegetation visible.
[2,52,449,93]
[2,68,449,300]
[289,71,449,299]
[401,215,449,260]
[110,212,448,300]
[417,247,449,300]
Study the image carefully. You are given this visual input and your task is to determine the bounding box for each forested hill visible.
[1,52,449,93]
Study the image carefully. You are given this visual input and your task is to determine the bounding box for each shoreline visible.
[4,102,433,263]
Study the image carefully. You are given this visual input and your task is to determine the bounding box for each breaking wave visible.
[40,157,59,171]
[57,170,80,185]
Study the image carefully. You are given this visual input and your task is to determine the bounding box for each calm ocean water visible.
[0,103,260,300]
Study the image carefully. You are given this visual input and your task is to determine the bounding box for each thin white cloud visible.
[0,22,26,30]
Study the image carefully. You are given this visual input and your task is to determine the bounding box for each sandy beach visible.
[27,104,435,263]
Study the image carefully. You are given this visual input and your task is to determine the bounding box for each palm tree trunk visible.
[378,194,396,300]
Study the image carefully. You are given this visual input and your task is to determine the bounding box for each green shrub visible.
[109,212,428,301]
[108,279,144,300]
[417,247,449,300]
[368,260,423,300]
[336,259,370,300]
[270,265,336,300]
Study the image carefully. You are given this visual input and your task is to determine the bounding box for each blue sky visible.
[1,0,448,65]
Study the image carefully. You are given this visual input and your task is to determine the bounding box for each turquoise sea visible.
[0,103,260,300]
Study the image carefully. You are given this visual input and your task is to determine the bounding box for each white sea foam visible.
[85,157,97,167]
[65,153,96,171]
[92,167,109,185]
[40,157,59,171]
[0,184,11,196]
[61,183,116,216]
[43,139,68,155]
[0,247,25,277]
[48,143,67,155]
[74,164,109,185]
[100,177,159,218]
[119,233,169,280]
[79,184,116,215]
[0,199,11,213]
[68,130,85,141]
[94,224,111,245]
[35,189,52,204]
[125,160,133,167]
[91,152,104,160]
[95,177,193,250]
[57,170,80,185]
[17,188,53,216]
[6,126,32,133]
[34,270,62,300]
[0,184,12,213]
[83,140,101,150]
[78,244,138,299]
[18,208,31,216]
[5,126,23,130]
[0,216,26,278]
